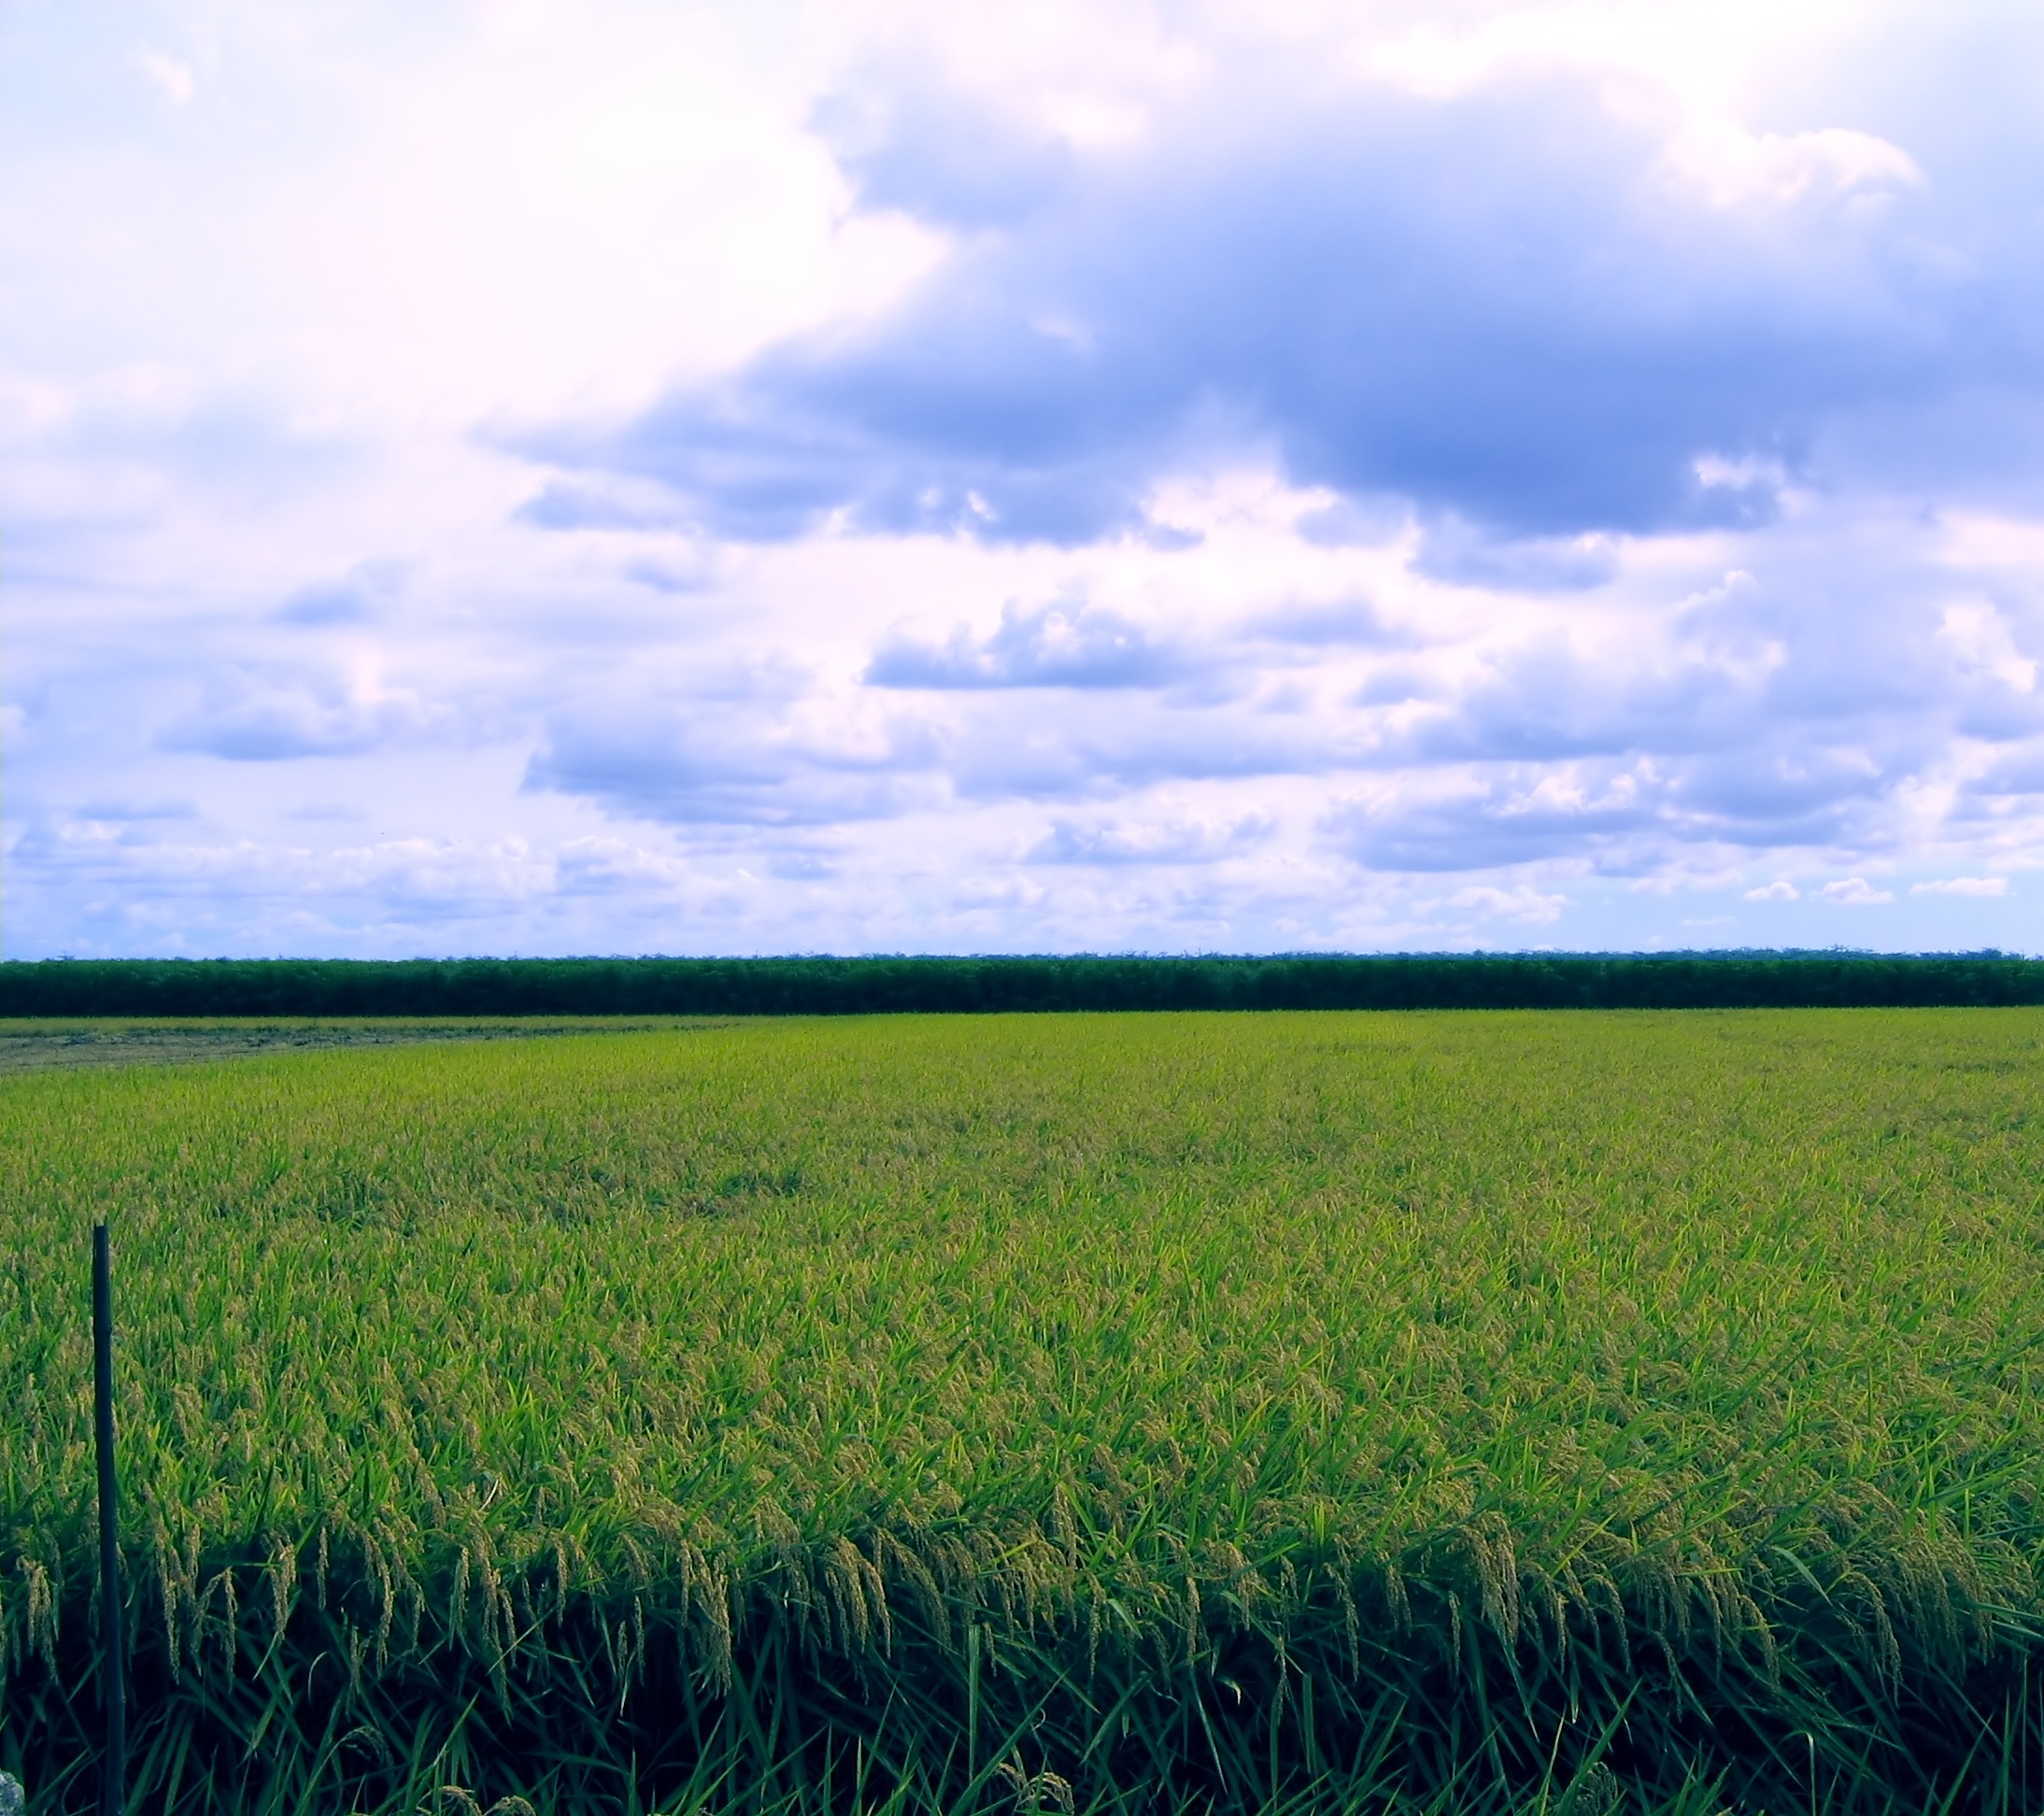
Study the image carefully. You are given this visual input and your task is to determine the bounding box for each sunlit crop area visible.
[4,1010,2043,1813]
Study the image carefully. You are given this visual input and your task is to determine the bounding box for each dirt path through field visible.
[0,1018,720,1072]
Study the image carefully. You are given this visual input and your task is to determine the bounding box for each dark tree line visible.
[2,951,2040,1015]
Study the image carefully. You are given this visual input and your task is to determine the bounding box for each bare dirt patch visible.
[0,1018,716,1072]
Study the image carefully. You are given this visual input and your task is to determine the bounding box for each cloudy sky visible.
[4,0,2041,957]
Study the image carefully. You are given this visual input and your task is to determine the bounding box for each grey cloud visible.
[273,559,405,627]
[1326,728,1924,874]
[1327,605,1962,865]
[1664,745,1906,848]
[514,478,691,532]
[867,598,1182,688]
[1294,496,1408,548]
[623,554,715,594]
[524,696,944,827]
[951,701,1349,799]
[1373,543,2018,773]
[865,592,1409,708]
[811,64,1072,231]
[548,842,680,898]
[1250,598,1412,648]
[1025,812,1275,865]
[514,53,2019,548]
[18,15,2044,959]
[763,846,843,880]
[159,666,447,760]
[1326,776,1659,873]
[1955,691,2044,743]
[1959,741,2044,800]
[1353,666,1440,706]
[1394,644,1756,765]
[1413,519,1623,592]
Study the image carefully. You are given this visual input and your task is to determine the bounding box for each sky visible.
[3,0,2041,958]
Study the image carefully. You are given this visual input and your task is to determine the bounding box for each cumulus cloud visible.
[1412,520,1623,593]
[7,2,2044,957]
[1249,597,1412,649]
[867,597,1181,688]
[1025,812,1274,865]
[273,560,406,628]
[1819,876,1895,905]
[515,477,695,533]
[523,676,944,827]
[811,63,1074,233]
[949,698,1349,798]
[1324,771,1658,873]
[159,665,457,761]
[1446,884,1568,926]
[522,52,1988,550]
[1962,743,2044,801]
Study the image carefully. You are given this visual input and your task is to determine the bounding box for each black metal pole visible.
[92,1219,124,1816]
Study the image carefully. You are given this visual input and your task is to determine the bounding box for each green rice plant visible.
[2,1009,2043,1811]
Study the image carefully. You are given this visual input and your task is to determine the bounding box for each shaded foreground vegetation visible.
[4,1010,2044,1813]
[3,950,2043,1018]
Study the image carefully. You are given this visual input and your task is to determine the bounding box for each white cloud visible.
[4,2,2044,956]
[1662,122,1921,211]
[1819,877,1895,905]
[1911,876,2009,897]
[1938,603,2039,695]
[136,48,196,107]
[1447,884,1568,925]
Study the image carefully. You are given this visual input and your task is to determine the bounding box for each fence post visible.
[92,1220,124,1816]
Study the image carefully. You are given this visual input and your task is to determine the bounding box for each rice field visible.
[2,1009,2043,1814]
